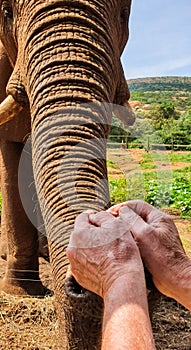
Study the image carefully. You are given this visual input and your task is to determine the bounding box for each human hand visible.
[66,211,144,298]
[108,200,191,301]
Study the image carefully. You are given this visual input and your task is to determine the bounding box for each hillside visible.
[110,76,191,148]
[126,76,191,115]
[128,76,191,92]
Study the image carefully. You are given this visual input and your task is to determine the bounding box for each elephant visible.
[0,42,49,262]
[0,1,156,349]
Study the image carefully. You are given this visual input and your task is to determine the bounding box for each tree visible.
[148,102,180,143]
[109,115,129,143]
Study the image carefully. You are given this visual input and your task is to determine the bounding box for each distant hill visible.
[127,77,191,92]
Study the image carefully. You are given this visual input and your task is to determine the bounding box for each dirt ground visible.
[0,214,191,350]
[0,148,191,349]
[107,148,191,178]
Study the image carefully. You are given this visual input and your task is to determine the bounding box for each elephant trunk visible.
[12,2,119,348]
[32,105,108,349]
[21,3,116,262]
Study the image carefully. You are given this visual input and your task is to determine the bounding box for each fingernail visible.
[84,210,95,214]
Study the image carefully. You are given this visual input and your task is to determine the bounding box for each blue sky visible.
[122,0,191,79]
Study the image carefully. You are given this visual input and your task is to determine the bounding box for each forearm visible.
[102,273,156,350]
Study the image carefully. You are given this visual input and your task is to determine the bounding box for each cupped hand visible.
[109,200,190,299]
[66,211,143,298]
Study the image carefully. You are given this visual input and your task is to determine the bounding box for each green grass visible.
[140,162,157,170]
[144,166,191,217]
[142,152,169,162]
[106,160,119,169]
[142,151,191,163]
[180,236,191,256]
[168,153,191,163]
[108,164,191,218]
[109,179,129,205]
[0,154,190,219]
[137,152,171,170]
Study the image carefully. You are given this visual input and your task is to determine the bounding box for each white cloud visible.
[124,56,191,79]
[122,0,191,79]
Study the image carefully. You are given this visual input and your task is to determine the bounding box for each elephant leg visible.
[0,43,11,260]
[0,213,7,260]
[0,155,7,261]
[0,140,46,296]
[0,212,49,262]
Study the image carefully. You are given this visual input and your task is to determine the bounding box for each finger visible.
[69,213,92,248]
[66,246,76,263]
[126,200,166,225]
[74,212,92,230]
[67,248,88,276]
[119,206,149,239]
[89,211,116,227]
[125,200,157,222]
[107,202,128,216]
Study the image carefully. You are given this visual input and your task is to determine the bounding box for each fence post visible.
[125,136,128,149]
[147,136,150,152]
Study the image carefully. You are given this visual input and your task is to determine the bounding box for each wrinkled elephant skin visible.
[0,1,133,349]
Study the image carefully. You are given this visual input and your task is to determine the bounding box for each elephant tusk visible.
[0,95,23,126]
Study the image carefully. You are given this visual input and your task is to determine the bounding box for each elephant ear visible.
[113,61,135,126]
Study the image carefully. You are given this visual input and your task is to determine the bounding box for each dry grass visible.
[0,292,59,349]
[152,297,191,350]
[1,290,191,349]
[0,214,191,349]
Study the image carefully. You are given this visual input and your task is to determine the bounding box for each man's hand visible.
[66,211,144,298]
[108,200,191,303]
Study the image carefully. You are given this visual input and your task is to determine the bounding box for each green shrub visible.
[109,179,128,205]
[168,153,191,163]
[140,162,157,170]
[106,160,119,169]
[145,176,191,217]
[108,165,191,218]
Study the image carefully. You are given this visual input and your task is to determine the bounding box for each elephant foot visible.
[0,276,52,297]
[0,258,52,297]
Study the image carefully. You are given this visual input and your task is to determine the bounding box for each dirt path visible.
[107,148,191,178]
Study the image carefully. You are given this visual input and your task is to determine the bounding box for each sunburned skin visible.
[67,208,156,350]
[68,211,130,248]
[67,200,191,349]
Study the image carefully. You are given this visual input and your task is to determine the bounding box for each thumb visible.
[74,212,92,230]
[89,211,116,227]
[68,212,91,248]
[119,206,149,239]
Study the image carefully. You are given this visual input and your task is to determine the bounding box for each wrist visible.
[100,244,144,298]
[103,262,147,304]
[172,257,191,310]
[155,256,191,310]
